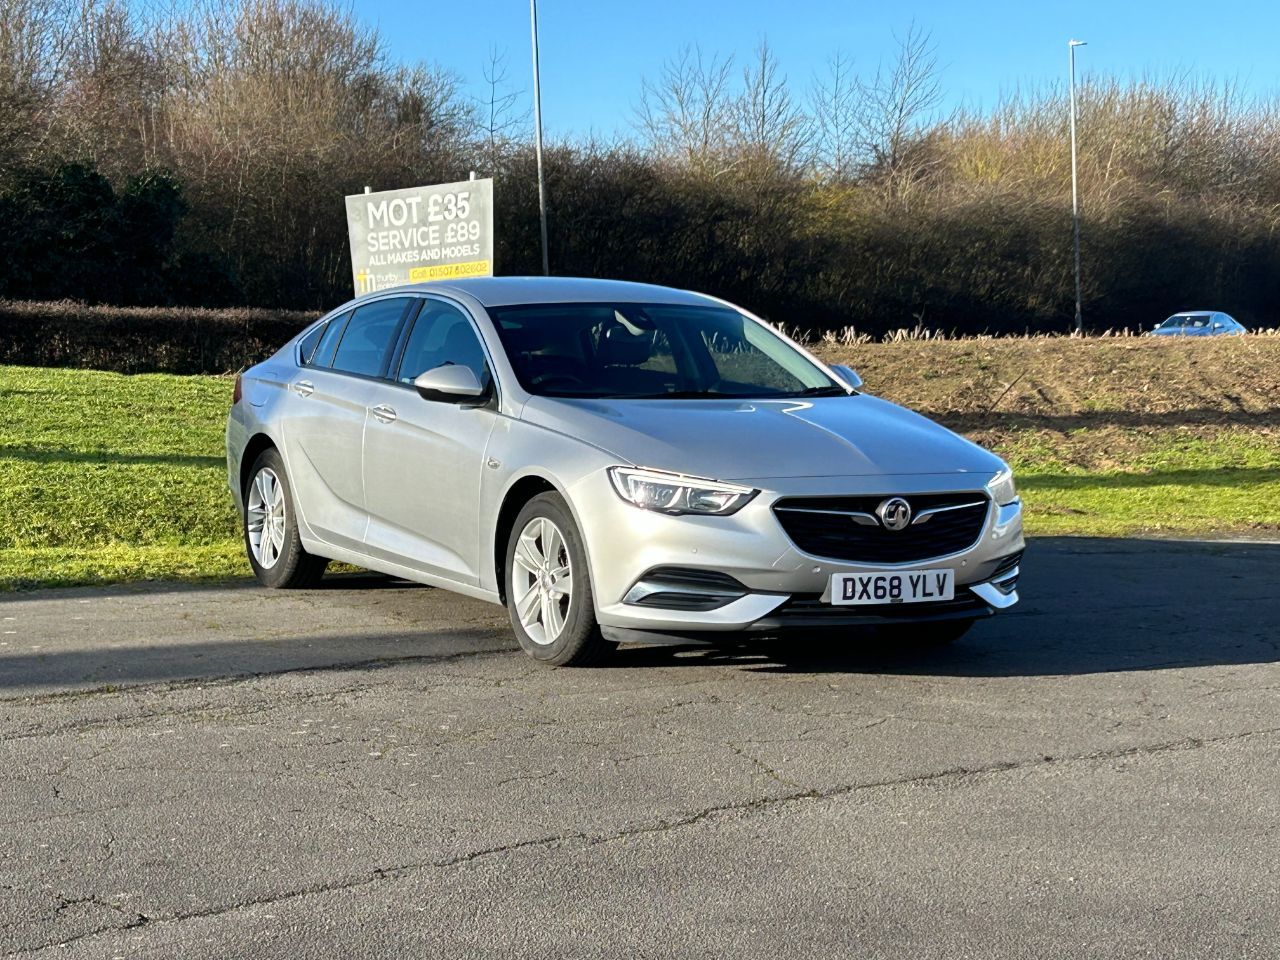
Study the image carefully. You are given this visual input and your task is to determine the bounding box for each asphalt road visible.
[2,536,1278,959]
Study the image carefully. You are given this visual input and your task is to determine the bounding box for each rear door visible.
[284,296,411,551]
[361,296,497,585]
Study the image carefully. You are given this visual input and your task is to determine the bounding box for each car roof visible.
[396,276,720,309]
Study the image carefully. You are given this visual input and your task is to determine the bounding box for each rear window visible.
[331,298,410,377]
[311,312,350,367]
[298,321,327,364]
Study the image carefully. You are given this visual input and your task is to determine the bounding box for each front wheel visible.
[243,448,328,588]
[504,493,615,666]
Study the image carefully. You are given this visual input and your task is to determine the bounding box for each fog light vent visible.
[623,567,748,611]
[988,551,1022,596]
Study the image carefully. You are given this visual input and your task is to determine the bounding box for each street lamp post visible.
[1069,39,1086,334]
[530,0,550,276]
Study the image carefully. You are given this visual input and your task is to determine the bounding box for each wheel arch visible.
[493,474,562,604]
[239,432,279,500]
[493,468,608,607]
[237,431,328,564]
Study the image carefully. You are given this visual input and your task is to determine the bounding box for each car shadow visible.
[605,536,1280,677]
[0,444,226,469]
[0,628,512,695]
[1,570,426,601]
[2,537,1275,691]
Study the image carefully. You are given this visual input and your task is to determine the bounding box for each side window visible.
[331,298,409,378]
[311,312,350,368]
[396,301,490,386]
[298,320,327,364]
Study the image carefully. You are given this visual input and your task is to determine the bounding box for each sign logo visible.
[875,497,913,531]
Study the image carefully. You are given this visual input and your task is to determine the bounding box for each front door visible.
[362,298,497,585]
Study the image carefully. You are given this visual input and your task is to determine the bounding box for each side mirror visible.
[1153,324,1161,330]
[829,364,863,390]
[413,364,487,403]
[1212,323,1223,330]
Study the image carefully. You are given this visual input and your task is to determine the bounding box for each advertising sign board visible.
[344,178,494,295]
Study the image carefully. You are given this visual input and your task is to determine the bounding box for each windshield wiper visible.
[609,386,850,400]
[612,389,735,399]
[783,385,851,398]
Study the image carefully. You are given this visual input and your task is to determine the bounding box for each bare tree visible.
[148,0,476,302]
[856,22,946,192]
[731,40,808,176]
[58,0,163,173]
[810,50,859,181]
[0,0,78,169]
[635,45,734,172]
[477,45,526,160]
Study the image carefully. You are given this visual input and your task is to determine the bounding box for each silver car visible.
[227,277,1024,666]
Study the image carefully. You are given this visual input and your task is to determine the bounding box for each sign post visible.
[344,178,494,296]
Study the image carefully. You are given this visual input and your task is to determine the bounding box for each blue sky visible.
[354,0,1280,138]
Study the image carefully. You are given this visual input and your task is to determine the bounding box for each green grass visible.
[2,364,1277,589]
[985,423,1280,536]
[1,366,243,588]
[1020,468,1280,536]
[0,543,247,590]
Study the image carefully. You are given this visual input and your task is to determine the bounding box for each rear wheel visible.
[243,448,327,588]
[504,493,615,666]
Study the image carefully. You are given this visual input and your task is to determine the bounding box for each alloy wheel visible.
[511,516,573,645]
[246,466,287,569]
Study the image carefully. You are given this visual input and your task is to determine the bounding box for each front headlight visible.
[987,466,1018,506]
[608,466,758,516]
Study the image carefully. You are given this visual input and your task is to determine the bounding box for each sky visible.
[349,0,1280,139]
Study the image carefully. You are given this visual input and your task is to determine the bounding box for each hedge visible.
[0,300,318,374]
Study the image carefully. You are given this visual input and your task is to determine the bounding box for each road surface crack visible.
[8,724,1278,957]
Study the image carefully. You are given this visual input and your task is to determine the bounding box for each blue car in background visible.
[1150,311,1247,336]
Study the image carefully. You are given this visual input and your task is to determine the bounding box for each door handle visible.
[293,380,314,397]
[371,404,397,424]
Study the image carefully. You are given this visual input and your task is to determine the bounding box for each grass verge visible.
[3,340,1278,589]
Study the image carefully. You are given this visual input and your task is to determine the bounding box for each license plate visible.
[830,569,954,606]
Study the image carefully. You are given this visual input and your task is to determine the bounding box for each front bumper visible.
[568,470,1025,637]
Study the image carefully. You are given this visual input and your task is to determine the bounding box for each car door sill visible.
[302,539,502,606]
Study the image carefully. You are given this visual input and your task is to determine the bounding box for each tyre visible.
[242,448,328,588]
[504,492,615,666]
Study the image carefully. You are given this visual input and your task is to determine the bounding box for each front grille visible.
[772,493,989,564]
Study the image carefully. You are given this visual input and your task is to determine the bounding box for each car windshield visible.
[487,302,846,399]
[1161,314,1210,328]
